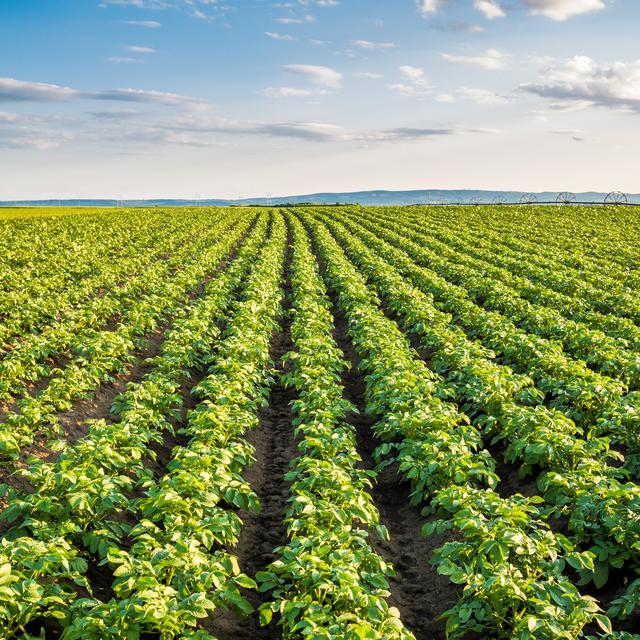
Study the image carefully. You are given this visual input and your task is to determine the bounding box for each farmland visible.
[0,204,639,640]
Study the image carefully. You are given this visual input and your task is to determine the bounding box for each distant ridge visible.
[1,189,639,207]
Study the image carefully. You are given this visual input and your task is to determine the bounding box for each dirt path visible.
[207,230,297,640]
[329,296,457,640]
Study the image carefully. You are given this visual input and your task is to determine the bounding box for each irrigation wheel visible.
[556,192,577,205]
[604,191,628,206]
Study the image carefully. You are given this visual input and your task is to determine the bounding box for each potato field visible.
[1,204,639,640]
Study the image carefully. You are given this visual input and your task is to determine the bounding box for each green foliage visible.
[300,208,616,638]
[1,204,639,639]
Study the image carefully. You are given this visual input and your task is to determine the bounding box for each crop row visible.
[305,209,640,627]
[299,212,608,639]
[0,210,201,345]
[359,207,640,383]
[330,209,640,465]
[0,211,252,459]
[62,211,286,638]
[393,206,640,330]
[255,213,413,638]
[0,213,221,405]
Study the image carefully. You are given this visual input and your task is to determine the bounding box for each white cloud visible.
[259,121,352,141]
[82,111,462,145]
[275,15,315,23]
[101,0,171,5]
[254,122,460,143]
[418,0,605,20]
[352,39,396,50]
[353,71,383,79]
[0,78,79,102]
[101,0,167,6]
[275,0,339,5]
[94,88,203,106]
[399,65,425,81]
[0,130,72,150]
[89,110,144,120]
[282,64,343,88]
[458,87,509,104]
[430,19,485,32]
[473,0,506,19]
[0,77,205,108]
[122,19,162,27]
[441,48,509,70]
[101,0,228,21]
[388,83,421,97]
[108,57,145,64]
[416,0,448,15]
[441,87,509,104]
[125,45,156,53]
[117,108,473,144]
[552,128,585,135]
[389,65,432,97]
[0,113,73,149]
[523,0,605,20]
[522,55,640,112]
[265,31,298,41]
[262,86,315,97]
[0,102,498,158]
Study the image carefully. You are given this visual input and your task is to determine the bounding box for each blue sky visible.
[1,0,638,198]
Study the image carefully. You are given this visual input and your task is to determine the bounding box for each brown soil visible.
[0,217,258,493]
[582,566,640,635]
[487,442,541,500]
[0,214,252,425]
[141,213,263,485]
[372,294,545,507]
[0,218,213,364]
[207,230,297,640]
[330,298,457,640]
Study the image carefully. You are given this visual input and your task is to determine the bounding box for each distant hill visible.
[1,189,639,207]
